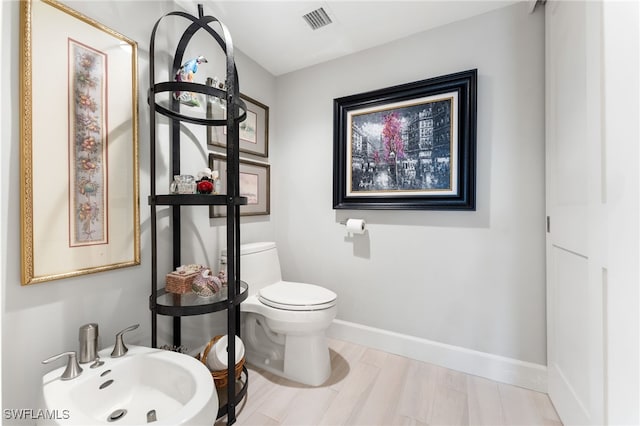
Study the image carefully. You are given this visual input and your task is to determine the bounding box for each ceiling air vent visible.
[302,7,333,30]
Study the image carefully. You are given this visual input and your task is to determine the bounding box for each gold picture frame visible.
[20,0,140,285]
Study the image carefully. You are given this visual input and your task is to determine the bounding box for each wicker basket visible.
[165,270,198,294]
[198,336,245,389]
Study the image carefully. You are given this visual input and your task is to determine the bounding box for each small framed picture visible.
[207,85,269,157]
[209,154,270,217]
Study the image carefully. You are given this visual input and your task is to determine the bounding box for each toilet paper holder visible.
[340,218,367,234]
[339,217,363,225]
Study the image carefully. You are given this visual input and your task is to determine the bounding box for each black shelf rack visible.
[148,5,248,424]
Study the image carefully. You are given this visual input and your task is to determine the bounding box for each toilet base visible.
[242,313,332,386]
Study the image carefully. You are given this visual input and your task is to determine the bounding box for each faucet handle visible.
[42,351,83,380]
[110,324,139,358]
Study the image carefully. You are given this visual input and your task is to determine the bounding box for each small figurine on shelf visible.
[173,55,208,107]
[196,167,214,194]
[192,268,222,298]
[197,178,214,194]
[212,170,222,194]
[196,167,213,181]
[208,76,227,112]
[217,269,227,286]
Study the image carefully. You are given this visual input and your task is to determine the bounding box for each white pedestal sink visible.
[38,345,218,425]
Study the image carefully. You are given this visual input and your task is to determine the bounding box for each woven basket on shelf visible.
[165,270,198,294]
[198,335,245,389]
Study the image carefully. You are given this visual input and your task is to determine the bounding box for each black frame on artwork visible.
[333,69,477,210]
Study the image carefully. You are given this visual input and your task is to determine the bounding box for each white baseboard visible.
[327,319,547,393]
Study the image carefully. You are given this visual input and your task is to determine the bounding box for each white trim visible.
[327,319,547,393]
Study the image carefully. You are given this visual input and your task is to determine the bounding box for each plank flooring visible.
[216,338,562,426]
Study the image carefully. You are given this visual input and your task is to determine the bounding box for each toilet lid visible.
[258,282,337,311]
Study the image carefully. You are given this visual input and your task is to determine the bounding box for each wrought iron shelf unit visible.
[148,4,247,424]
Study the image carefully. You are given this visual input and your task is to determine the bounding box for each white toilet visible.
[221,242,337,386]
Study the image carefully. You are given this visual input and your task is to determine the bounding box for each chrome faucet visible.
[111,324,139,358]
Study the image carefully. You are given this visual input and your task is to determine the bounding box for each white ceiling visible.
[189,1,520,76]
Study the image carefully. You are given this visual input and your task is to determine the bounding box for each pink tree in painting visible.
[382,111,404,185]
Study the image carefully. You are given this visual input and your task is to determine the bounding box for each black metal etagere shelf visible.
[147,5,248,424]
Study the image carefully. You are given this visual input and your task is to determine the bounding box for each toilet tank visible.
[221,242,282,294]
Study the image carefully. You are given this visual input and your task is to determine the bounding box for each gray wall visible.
[272,2,546,364]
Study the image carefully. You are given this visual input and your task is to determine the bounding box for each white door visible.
[545,1,604,424]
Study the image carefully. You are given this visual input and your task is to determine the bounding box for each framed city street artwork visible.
[209,154,270,217]
[333,69,477,210]
[20,0,140,284]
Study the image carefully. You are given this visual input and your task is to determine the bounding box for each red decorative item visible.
[197,179,214,194]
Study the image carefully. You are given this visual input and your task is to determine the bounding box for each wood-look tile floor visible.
[216,338,562,426]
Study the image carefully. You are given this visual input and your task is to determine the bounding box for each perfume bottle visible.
[171,175,196,194]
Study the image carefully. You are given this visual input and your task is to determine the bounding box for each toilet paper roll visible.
[205,335,245,371]
[346,218,366,234]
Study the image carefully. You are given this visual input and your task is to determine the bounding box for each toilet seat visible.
[258,281,337,311]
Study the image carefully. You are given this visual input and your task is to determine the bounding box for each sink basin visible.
[39,345,217,425]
